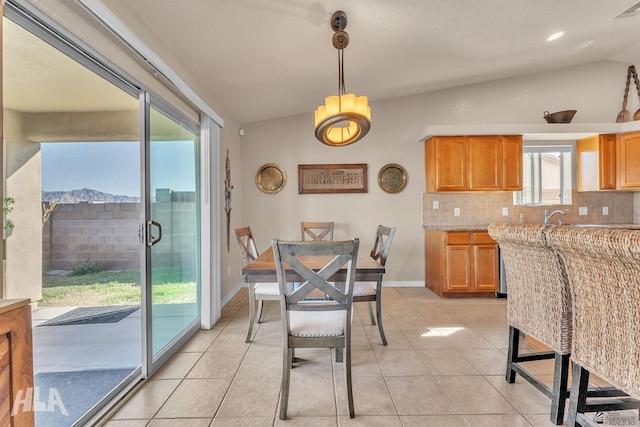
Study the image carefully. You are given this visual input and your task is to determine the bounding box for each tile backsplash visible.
[423,190,637,226]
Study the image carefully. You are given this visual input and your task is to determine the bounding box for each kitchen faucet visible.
[544,208,570,225]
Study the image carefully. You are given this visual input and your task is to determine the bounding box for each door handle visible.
[147,220,162,246]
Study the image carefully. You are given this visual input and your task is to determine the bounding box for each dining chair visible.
[353,224,396,346]
[546,226,640,426]
[272,238,359,420]
[233,226,279,343]
[300,221,334,241]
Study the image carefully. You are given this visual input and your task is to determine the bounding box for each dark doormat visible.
[37,306,140,327]
[34,368,134,427]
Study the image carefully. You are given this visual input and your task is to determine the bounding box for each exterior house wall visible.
[3,109,43,302]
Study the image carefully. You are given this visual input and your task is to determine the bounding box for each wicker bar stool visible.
[547,226,640,426]
[488,223,572,424]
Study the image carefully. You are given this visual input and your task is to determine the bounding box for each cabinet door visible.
[433,136,467,191]
[599,134,617,190]
[0,335,10,427]
[577,134,601,191]
[502,135,523,190]
[618,132,640,189]
[473,244,498,291]
[446,245,472,291]
[468,136,501,190]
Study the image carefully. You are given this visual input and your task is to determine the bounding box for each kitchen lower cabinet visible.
[425,229,499,297]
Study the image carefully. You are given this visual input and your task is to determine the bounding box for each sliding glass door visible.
[4,5,203,423]
[144,102,201,366]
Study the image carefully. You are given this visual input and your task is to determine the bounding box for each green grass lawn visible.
[42,269,197,307]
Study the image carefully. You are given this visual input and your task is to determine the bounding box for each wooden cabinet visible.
[468,136,501,190]
[502,135,524,190]
[618,132,640,189]
[425,136,467,191]
[576,134,616,191]
[425,229,499,297]
[0,299,34,427]
[425,135,522,192]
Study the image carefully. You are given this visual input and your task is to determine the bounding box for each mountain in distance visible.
[42,188,140,203]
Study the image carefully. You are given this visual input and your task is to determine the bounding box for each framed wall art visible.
[298,163,368,194]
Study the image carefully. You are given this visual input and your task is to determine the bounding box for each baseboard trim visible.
[382,281,423,288]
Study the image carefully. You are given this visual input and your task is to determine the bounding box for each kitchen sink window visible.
[514,145,573,206]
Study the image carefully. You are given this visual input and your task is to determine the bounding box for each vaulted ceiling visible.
[99,0,640,125]
[7,1,640,124]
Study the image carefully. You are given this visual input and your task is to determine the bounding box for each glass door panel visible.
[3,15,143,426]
[148,106,200,357]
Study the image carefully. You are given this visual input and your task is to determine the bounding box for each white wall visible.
[239,60,639,283]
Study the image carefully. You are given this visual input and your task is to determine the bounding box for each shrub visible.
[71,259,103,276]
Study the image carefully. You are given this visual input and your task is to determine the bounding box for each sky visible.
[41,141,197,197]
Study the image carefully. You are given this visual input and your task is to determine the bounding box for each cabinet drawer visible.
[446,232,471,245]
[473,232,495,245]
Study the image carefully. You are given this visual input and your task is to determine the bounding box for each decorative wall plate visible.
[377,163,408,193]
[256,163,287,194]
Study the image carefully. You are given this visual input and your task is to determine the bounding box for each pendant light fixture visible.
[314,11,371,147]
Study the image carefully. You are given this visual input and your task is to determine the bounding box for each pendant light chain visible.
[338,48,346,96]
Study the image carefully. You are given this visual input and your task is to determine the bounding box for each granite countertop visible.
[423,225,489,232]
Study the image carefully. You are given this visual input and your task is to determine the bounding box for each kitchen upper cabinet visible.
[576,134,616,191]
[425,136,467,191]
[468,136,501,190]
[502,135,523,190]
[618,132,640,189]
[425,230,498,297]
[425,135,522,192]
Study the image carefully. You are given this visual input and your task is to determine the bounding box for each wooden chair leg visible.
[375,294,387,346]
[567,362,590,427]
[245,285,257,343]
[345,345,354,418]
[550,353,570,425]
[279,347,293,420]
[366,301,376,325]
[256,300,264,323]
[506,325,519,383]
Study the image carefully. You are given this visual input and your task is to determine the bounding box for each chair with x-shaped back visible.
[301,221,334,241]
[272,238,359,419]
[353,225,395,345]
[233,226,279,342]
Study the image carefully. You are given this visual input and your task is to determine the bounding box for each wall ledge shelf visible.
[420,121,640,141]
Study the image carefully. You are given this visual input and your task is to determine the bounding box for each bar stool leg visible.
[550,353,570,424]
[506,326,519,383]
[567,362,590,427]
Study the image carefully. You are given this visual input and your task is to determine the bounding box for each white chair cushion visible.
[289,310,346,337]
[353,281,376,297]
[254,282,280,295]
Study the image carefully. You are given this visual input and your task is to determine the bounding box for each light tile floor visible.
[103,287,601,426]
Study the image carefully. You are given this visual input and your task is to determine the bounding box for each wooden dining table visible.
[242,246,385,285]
